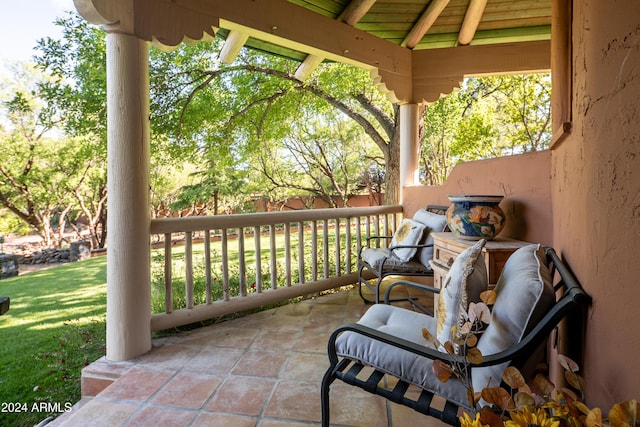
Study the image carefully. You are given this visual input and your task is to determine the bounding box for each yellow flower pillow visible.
[436,239,488,352]
[389,218,428,262]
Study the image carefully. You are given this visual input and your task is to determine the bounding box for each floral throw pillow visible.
[389,218,428,263]
[412,209,448,268]
[436,239,488,352]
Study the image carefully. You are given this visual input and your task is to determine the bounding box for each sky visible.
[0,0,76,66]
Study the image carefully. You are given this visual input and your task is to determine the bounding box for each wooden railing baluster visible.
[285,223,291,287]
[204,230,212,305]
[254,226,262,293]
[164,233,172,313]
[149,206,403,331]
[238,227,246,296]
[270,224,277,290]
[185,231,194,309]
[222,229,229,301]
[298,222,304,284]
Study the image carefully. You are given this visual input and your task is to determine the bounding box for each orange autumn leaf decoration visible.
[586,407,603,427]
[480,289,497,305]
[481,387,514,411]
[609,400,639,427]
[466,347,483,364]
[503,366,527,389]
[432,359,453,383]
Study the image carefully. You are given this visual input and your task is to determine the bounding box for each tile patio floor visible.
[49,284,448,427]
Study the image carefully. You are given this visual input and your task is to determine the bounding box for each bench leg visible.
[357,264,380,304]
[320,367,336,427]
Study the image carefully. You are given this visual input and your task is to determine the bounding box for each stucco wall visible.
[551,0,640,407]
[402,150,553,245]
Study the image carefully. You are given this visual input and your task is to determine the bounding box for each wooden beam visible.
[412,40,550,103]
[294,54,325,80]
[219,29,249,64]
[135,0,409,73]
[74,0,134,32]
[458,0,488,45]
[338,0,377,26]
[402,0,451,49]
[550,0,572,147]
[294,0,377,81]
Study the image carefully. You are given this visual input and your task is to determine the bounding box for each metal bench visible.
[321,246,591,426]
[356,205,448,306]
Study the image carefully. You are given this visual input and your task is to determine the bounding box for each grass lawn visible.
[0,228,355,426]
[0,257,107,427]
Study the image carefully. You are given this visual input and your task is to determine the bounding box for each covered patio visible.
[51,286,444,426]
[58,0,640,423]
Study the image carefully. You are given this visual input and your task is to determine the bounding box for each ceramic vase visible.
[446,195,506,240]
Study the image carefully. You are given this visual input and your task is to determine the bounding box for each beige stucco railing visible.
[149,205,403,331]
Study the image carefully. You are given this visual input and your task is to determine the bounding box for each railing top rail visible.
[150,205,403,234]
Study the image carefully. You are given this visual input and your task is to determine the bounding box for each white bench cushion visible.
[360,248,432,274]
[335,304,471,410]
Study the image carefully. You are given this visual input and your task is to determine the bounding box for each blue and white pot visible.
[446,195,506,240]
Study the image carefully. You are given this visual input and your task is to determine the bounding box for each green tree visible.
[150,44,399,204]
[0,64,70,246]
[420,73,551,184]
[34,13,109,248]
[256,110,378,208]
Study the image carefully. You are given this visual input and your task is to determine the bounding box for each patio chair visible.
[321,244,591,426]
[357,205,448,307]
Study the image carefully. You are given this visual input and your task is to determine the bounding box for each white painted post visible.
[105,32,152,361]
[399,103,420,204]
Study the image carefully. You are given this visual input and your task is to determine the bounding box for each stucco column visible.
[399,103,420,204]
[106,32,152,361]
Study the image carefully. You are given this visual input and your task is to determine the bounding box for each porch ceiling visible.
[75,0,552,102]
[248,0,552,59]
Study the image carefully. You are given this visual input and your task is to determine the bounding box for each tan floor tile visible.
[82,357,134,378]
[306,306,348,324]
[389,401,452,427]
[292,329,331,354]
[183,347,245,374]
[250,330,299,351]
[263,380,321,422]
[136,343,201,369]
[126,406,197,426]
[259,420,320,427]
[192,412,257,427]
[60,399,139,427]
[72,289,442,427]
[206,376,275,416]
[99,367,173,401]
[329,384,389,427]
[232,350,289,378]
[187,326,260,349]
[302,316,345,333]
[151,372,222,409]
[280,352,328,382]
[232,309,301,332]
[275,302,313,317]
[315,290,350,305]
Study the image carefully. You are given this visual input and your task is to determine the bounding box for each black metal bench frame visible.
[321,247,592,426]
[357,205,449,306]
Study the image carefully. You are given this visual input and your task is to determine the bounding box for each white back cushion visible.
[472,244,555,390]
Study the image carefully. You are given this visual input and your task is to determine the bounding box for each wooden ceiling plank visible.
[287,0,347,17]
[401,0,451,48]
[457,0,488,45]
